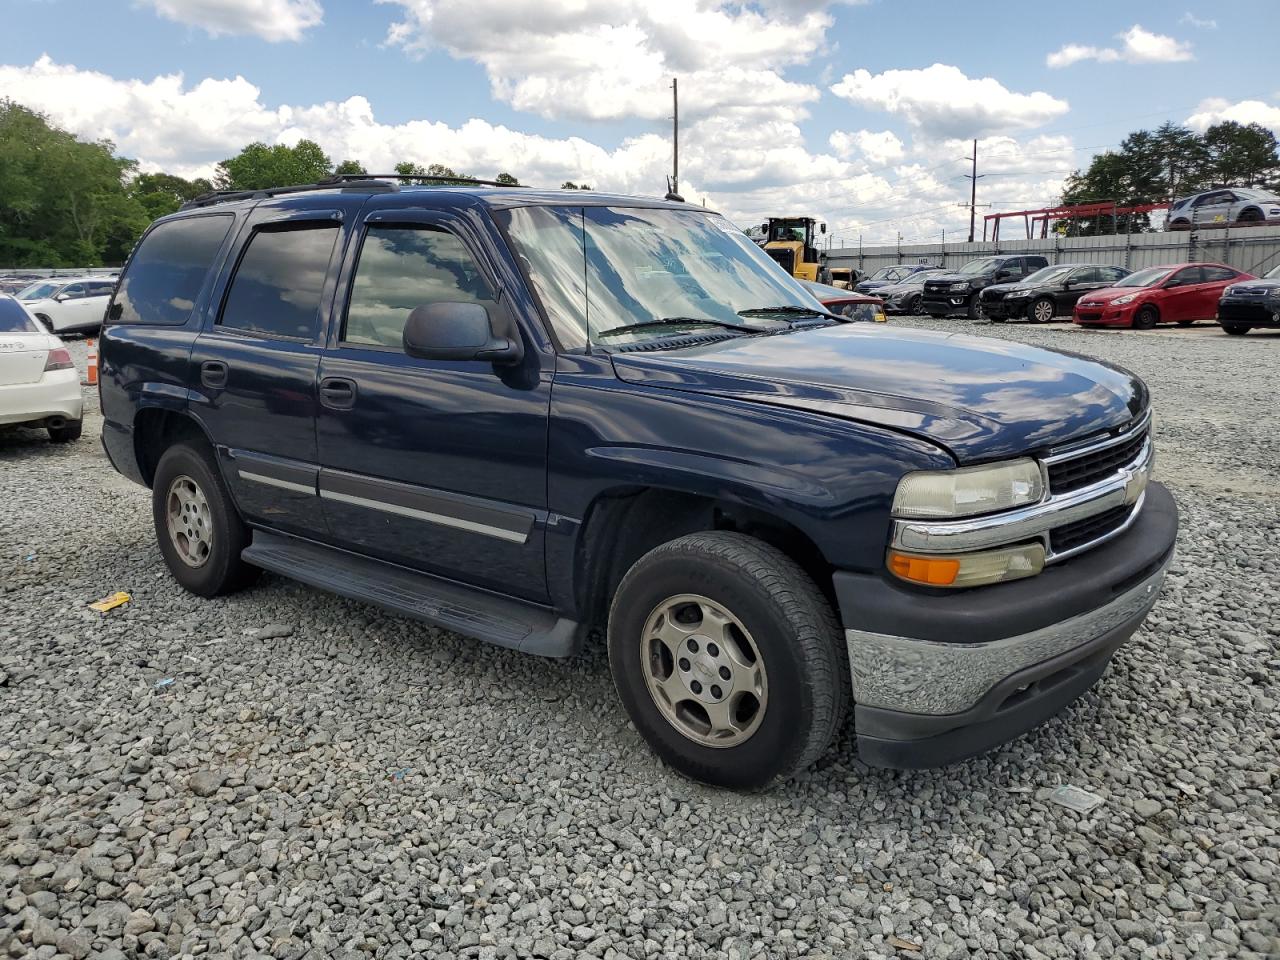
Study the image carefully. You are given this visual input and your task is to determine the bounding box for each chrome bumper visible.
[845,552,1170,716]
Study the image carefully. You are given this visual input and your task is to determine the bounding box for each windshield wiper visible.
[737,305,847,323]
[596,317,749,338]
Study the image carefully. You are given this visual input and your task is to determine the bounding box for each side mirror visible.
[1063,279,1076,289]
[54,294,68,302]
[403,302,523,365]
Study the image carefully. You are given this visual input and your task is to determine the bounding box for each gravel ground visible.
[2,324,1277,960]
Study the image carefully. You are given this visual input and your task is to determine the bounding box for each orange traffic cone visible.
[84,340,98,386]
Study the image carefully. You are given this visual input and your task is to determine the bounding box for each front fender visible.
[546,355,953,611]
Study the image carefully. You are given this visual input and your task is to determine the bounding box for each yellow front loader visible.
[760,217,827,283]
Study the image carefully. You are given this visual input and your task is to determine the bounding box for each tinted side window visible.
[114,215,233,326]
[1100,267,1128,283]
[219,224,339,340]
[61,283,86,300]
[0,297,39,333]
[87,281,115,296]
[344,225,495,348]
[1201,265,1236,282]
[1171,266,1204,285]
[1072,267,1101,283]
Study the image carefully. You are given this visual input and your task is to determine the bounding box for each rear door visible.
[315,205,551,601]
[1199,265,1240,318]
[189,197,363,538]
[1059,266,1106,309]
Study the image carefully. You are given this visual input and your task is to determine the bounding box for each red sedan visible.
[1072,262,1254,329]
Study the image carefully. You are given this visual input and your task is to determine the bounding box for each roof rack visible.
[180,173,527,211]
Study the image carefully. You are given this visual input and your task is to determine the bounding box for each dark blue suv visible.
[99,177,1178,788]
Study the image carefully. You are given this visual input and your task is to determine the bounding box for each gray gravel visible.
[2,326,1278,959]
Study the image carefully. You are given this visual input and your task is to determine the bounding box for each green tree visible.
[334,159,367,175]
[495,172,521,185]
[561,181,592,190]
[1203,121,1280,188]
[129,172,213,220]
[0,100,149,266]
[215,139,332,190]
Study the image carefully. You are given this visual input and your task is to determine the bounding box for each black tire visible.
[47,419,82,443]
[1029,297,1056,324]
[1168,219,1191,231]
[152,442,259,597]
[1222,323,1250,336]
[1238,208,1263,224]
[1133,305,1159,330]
[966,295,980,320]
[905,293,921,314]
[607,531,846,789]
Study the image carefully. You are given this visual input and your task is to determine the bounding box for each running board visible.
[242,531,579,657]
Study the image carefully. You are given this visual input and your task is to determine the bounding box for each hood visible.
[1075,286,1143,305]
[983,280,1037,295]
[876,282,916,297]
[611,325,1147,463]
[923,272,986,285]
[855,279,895,291]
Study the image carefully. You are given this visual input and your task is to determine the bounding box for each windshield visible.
[1114,267,1171,288]
[956,258,1001,276]
[499,205,824,347]
[17,281,58,301]
[1235,188,1277,201]
[868,267,899,281]
[1265,264,1280,280]
[1022,266,1072,284]
[897,272,936,287]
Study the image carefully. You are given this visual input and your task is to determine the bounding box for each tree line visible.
[0,100,591,267]
[1059,120,1280,234]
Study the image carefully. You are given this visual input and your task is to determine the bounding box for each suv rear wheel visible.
[607,532,846,789]
[152,442,260,597]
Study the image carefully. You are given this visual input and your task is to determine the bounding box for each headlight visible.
[1269,288,1280,298]
[1223,286,1237,297]
[888,542,1045,588]
[950,282,970,292]
[892,459,1044,519]
[1112,294,1138,305]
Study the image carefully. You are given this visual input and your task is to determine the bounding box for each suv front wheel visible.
[152,442,260,597]
[608,532,846,789]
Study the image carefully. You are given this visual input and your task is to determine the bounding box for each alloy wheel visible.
[640,594,768,748]
[165,475,213,567]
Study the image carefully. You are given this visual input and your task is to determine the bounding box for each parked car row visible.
[15,275,117,335]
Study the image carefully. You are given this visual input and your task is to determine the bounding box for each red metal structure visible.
[984,201,1170,242]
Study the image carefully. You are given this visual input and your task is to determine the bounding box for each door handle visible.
[319,377,358,410]
[200,360,228,389]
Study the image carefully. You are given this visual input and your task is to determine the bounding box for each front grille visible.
[1048,427,1147,494]
[1076,311,1102,322]
[924,282,950,295]
[1050,504,1132,554]
[767,248,795,274]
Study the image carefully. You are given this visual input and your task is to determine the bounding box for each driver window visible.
[1170,267,1203,286]
[60,283,86,300]
[344,225,495,349]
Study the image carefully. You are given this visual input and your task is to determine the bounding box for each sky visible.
[2,0,1278,243]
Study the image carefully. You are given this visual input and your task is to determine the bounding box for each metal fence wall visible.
[0,267,120,278]
[825,224,1280,278]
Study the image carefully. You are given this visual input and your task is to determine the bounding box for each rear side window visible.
[1201,265,1236,282]
[219,224,339,340]
[113,215,233,326]
[0,298,39,333]
[344,225,495,348]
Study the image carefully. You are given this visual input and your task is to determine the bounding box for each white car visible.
[16,276,116,335]
[0,295,84,442]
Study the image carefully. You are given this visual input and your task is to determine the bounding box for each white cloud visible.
[828,129,904,165]
[1185,97,1280,134]
[830,64,1068,139]
[1046,25,1193,68]
[1179,12,1217,29]
[378,0,829,123]
[139,0,323,42]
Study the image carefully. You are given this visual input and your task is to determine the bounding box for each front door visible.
[315,208,551,602]
[1159,266,1204,322]
[189,197,361,537]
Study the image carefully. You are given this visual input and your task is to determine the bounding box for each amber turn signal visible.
[888,551,960,586]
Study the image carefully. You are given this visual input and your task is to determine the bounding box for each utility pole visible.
[671,78,679,196]
[963,138,985,243]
